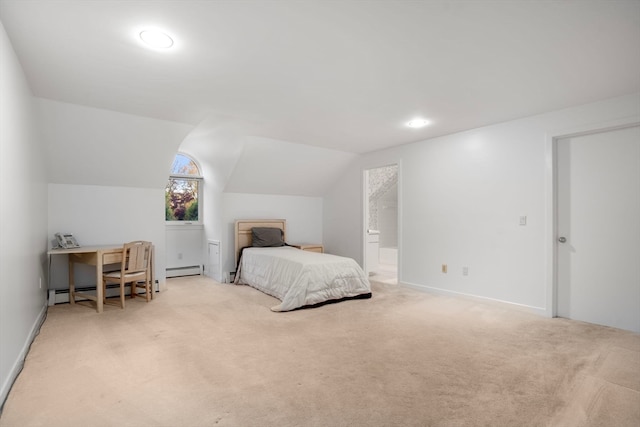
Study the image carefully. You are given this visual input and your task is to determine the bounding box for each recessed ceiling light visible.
[139,29,174,49]
[406,118,430,128]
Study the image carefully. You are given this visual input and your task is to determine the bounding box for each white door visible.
[556,125,640,333]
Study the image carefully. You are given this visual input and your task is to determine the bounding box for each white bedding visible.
[235,246,371,312]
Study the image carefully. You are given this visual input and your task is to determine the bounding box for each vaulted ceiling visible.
[2,0,638,155]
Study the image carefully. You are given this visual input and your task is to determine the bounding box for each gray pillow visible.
[252,227,285,247]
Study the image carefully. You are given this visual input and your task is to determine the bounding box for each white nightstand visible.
[290,244,324,253]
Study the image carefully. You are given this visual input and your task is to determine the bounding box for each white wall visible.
[37,98,194,289]
[176,121,248,278]
[166,225,204,271]
[221,193,323,275]
[323,164,364,259]
[0,21,48,406]
[324,93,640,314]
[48,184,166,289]
[176,121,359,282]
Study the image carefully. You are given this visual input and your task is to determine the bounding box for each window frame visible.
[165,153,203,225]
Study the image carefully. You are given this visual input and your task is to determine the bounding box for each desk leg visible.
[96,253,103,313]
[69,258,75,306]
[150,246,155,300]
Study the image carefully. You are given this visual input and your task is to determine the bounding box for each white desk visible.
[47,245,155,313]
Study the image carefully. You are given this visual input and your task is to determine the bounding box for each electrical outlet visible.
[462,267,469,276]
[442,264,447,273]
[519,215,527,226]
[178,253,183,260]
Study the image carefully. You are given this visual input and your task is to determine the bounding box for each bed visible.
[233,219,372,312]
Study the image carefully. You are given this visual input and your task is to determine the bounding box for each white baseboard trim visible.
[400,281,548,316]
[166,266,202,278]
[0,302,47,411]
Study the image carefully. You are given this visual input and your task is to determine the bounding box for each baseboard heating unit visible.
[166,265,202,278]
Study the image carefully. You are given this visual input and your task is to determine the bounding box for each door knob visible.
[558,237,567,243]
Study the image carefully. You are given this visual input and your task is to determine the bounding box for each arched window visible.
[165,153,202,222]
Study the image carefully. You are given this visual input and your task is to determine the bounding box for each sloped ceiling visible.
[224,136,358,196]
[1,0,638,154]
[154,111,359,197]
[36,98,193,189]
[1,1,639,196]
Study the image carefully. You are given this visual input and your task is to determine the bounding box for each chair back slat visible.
[123,241,151,274]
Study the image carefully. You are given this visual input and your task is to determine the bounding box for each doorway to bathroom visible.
[364,164,398,284]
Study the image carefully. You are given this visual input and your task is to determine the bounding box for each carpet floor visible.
[1,276,638,427]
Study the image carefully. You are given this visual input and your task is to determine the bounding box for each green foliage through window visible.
[166,154,201,222]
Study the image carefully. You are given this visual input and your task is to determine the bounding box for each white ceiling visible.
[1,0,639,154]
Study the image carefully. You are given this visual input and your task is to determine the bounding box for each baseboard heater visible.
[166,265,202,278]
[48,281,159,305]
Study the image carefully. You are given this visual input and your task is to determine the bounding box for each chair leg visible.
[119,278,125,309]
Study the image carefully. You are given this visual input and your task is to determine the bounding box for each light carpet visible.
[1,276,638,427]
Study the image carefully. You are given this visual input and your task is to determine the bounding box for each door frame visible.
[362,161,402,283]
[545,117,640,318]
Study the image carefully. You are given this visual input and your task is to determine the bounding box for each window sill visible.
[165,223,204,230]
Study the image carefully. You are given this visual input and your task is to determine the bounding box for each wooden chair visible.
[102,241,152,308]
[132,245,155,302]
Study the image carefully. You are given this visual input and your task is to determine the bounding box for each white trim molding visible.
[401,281,548,316]
[0,303,47,409]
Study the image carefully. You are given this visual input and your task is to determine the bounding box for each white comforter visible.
[235,246,371,312]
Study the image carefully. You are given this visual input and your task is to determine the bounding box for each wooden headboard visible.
[234,219,286,267]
